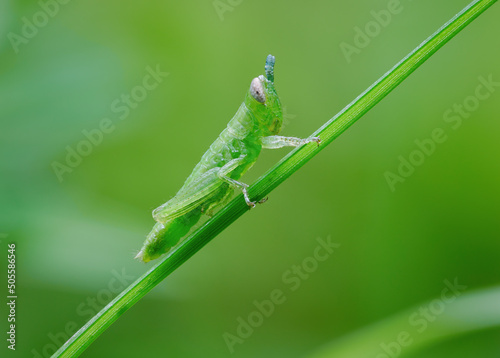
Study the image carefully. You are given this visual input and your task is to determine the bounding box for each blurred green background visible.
[1,0,499,357]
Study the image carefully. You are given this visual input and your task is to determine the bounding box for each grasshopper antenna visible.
[265,54,275,83]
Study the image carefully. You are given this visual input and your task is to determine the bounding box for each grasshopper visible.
[136,55,320,262]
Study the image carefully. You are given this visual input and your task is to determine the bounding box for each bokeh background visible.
[1,0,499,357]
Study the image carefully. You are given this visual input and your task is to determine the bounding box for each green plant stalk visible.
[52,0,497,356]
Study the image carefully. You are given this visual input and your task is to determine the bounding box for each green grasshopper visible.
[136,55,320,262]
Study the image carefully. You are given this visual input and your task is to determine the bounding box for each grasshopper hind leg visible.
[136,207,202,262]
[203,186,234,217]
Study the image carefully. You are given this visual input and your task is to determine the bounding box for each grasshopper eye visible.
[250,77,266,103]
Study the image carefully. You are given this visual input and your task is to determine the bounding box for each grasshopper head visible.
[246,55,283,136]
